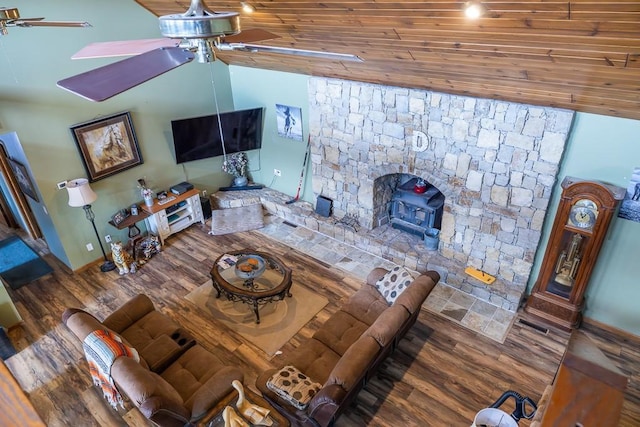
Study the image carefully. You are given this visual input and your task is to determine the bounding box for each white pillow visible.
[375,266,415,305]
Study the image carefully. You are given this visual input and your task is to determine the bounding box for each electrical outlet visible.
[105,235,112,243]
[86,243,94,251]
[56,181,67,190]
[274,169,282,177]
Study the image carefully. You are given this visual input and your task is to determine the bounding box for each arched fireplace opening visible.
[373,174,445,248]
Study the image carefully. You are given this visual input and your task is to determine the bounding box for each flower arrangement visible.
[222,152,248,178]
[137,178,153,200]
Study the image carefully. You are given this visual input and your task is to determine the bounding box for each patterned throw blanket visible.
[82,330,139,408]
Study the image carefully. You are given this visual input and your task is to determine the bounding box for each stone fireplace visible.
[308,77,575,310]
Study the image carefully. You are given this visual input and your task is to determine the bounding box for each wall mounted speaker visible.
[315,195,332,217]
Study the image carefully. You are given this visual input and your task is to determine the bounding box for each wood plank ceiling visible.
[135,1,640,121]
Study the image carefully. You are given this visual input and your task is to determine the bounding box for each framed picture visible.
[7,158,39,202]
[70,111,143,182]
[111,208,130,226]
[275,104,303,141]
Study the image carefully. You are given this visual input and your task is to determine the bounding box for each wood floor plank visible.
[1,223,638,426]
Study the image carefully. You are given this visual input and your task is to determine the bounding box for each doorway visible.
[0,142,42,239]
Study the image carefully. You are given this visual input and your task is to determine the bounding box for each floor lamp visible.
[66,178,116,272]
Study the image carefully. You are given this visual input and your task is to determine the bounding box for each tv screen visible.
[171,107,264,164]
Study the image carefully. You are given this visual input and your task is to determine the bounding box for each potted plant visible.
[223,152,249,187]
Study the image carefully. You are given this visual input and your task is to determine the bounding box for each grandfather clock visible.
[525,177,625,331]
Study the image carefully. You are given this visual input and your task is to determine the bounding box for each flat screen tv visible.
[171,107,264,164]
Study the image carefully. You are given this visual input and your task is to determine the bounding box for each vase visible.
[144,195,154,207]
[232,176,248,187]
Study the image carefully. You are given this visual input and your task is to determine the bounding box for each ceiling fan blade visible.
[8,17,45,22]
[72,38,179,59]
[226,43,364,62]
[222,29,280,44]
[57,47,194,102]
[13,20,91,28]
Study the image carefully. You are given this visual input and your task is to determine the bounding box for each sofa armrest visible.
[366,268,389,287]
[102,294,156,333]
[62,309,107,342]
[306,384,346,426]
[394,272,439,314]
[111,357,190,424]
[188,366,245,421]
[325,335,380,391]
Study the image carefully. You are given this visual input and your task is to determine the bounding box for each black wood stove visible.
[389,178,445,238]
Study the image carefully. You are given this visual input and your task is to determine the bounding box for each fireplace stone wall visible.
[309,77,574,308]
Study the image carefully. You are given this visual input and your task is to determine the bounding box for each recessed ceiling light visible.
[463,1,486,19]
[240,2,256,13]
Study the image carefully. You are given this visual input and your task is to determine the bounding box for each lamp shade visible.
[66,178,97,207]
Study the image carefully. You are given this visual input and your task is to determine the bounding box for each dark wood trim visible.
[0,143,42,239]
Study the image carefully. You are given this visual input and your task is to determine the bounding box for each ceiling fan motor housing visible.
[0,7,20,20]
[159,11,240,40]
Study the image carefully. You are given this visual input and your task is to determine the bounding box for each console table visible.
[141,188,204,245]
[108,209,151,258]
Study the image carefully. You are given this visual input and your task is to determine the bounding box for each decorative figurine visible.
[135,235,161,263]
[232,380,273,426]
[222,406,249,427]
[110,241,137,275]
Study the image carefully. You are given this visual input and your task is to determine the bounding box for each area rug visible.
[0,235,53,290]
[185,281,328,356]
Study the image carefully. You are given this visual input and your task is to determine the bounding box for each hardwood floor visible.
[1,222,638,426]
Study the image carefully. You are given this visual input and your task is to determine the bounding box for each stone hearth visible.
[307,77,575,310]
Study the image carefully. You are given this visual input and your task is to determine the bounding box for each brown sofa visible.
[256,267,440,427]
[62,294,243,427]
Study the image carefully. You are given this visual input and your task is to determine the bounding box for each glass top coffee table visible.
[210,250,292,324]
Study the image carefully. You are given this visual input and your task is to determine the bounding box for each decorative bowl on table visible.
[234,255,266,279]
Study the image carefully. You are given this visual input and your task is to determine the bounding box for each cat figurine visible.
[110,241,137,275]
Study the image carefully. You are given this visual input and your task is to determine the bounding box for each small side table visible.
[108,209,151,259]
[198,386,289,426]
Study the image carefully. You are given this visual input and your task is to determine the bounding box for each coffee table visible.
[198,386,290,426]
[211,250,292,324]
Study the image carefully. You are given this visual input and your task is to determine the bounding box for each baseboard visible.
[583,316,640,343]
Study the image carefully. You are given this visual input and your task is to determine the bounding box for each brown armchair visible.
[63,294,243,427]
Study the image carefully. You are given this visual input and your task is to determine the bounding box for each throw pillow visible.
[266,365,322,410]
[375,266,415,305]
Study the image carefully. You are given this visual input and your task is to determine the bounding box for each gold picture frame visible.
[70,111,143,182]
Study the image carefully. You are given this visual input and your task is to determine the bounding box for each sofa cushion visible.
[161,345,232,404]
[186,366,244,420]
[312,310,369,356]
[375,266,415,305]
[340,284,389,326]
[267,365,322,410]
[286,338,342,385]
[102,294,156,332]
[117,310,182,353]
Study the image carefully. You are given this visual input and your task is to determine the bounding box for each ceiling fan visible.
[57,0,364,102]
[0,6,90,35]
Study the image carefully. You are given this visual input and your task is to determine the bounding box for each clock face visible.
[568,199,598,230]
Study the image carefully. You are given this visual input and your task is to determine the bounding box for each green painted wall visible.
[1,0,235,270]
[1,2,638,336]
[528,112,640,335]
[229,66,313,203]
